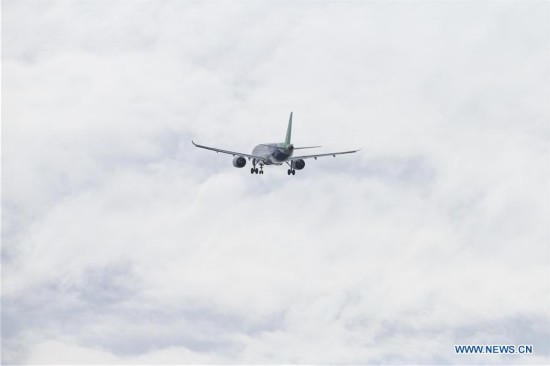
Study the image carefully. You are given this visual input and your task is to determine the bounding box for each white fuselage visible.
[251,143,294,165]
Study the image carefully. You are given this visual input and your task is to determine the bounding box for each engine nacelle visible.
[232,155,247,168]
[292,159,305,170]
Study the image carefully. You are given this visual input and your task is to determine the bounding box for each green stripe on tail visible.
[285,112,293,146]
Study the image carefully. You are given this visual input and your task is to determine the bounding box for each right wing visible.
[192,140,265,161]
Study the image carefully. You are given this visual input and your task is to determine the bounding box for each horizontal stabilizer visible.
[293,146,322,149]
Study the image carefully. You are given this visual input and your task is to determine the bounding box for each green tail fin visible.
[285,112,293,145]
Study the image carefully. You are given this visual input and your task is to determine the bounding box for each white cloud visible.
[2,1,549,364]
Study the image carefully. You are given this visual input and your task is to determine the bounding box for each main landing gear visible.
[250,161,264,174]
[286,161,296,176]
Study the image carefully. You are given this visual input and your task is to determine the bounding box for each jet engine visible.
[292,159,305,170]
[232,156,247,168]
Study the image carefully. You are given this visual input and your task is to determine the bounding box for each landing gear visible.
[251,161,264,175]
[286,162,296,176]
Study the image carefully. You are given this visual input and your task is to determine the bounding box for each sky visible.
[1,0,549,364]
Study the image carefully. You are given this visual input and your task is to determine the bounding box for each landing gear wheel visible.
[260,171,264,174]
[255,168,259,174]
[287,169,291,175]
[292,170,296,175]
[251,168,254,174]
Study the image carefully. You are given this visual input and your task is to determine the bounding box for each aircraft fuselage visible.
[251,143,294,165]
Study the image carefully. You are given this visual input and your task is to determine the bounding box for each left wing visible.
[289,148,361,161]
[192,140,265,161]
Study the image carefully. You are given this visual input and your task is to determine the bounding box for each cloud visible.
[2,1,549,364]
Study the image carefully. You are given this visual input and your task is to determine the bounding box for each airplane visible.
[192,112,360,176]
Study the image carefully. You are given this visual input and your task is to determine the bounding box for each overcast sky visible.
[2,1,549,364]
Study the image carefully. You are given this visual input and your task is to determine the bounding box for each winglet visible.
[285,112,293,145]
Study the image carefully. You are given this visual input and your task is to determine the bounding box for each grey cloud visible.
[2,0,549,365]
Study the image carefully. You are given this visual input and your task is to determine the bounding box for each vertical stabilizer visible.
[285,112,293,145]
